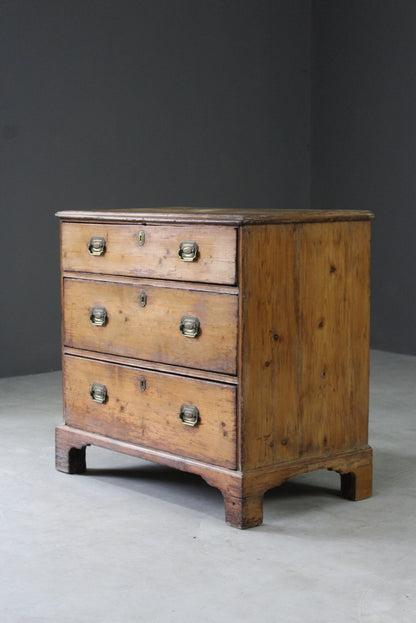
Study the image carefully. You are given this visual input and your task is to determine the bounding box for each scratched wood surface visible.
[240,220,371,470]
[57,207,373,225]
[63,355,237,469]
[240,224,300,468]
[63,276,238,374]
[61,222,237,284]
[297,220,371,456]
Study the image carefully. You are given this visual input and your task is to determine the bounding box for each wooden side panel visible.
[63,355,237,469]
[240,224,300,468]
[240,221,371,470]
[61,222,237,284]
[297,221,370,456]
[63,277,238,374]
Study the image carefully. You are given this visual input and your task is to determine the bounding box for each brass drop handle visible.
[90,306,107,326]
[179,404,199,427]
[179,315,200,338]
[90,383,107,403]
[178,241,198,262]
[88,236,106,256]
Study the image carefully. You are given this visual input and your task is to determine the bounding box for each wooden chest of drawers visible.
[56,208,373,528]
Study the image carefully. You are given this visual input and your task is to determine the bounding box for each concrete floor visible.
[0,350,415,623]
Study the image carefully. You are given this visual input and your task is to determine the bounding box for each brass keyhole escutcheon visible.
[138,230,145,246]
[139,291,147,307]
[139,376,146,392]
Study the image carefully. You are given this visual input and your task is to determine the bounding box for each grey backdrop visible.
[0,1,415,378]
[312,0,416,358]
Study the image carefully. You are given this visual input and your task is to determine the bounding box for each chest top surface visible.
[56,207,374,225]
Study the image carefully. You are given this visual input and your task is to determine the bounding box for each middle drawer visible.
[63,277,238,374]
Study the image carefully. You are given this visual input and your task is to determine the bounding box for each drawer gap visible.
[63,347,239,385]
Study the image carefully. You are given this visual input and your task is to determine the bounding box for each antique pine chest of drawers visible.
[56,208,373,528]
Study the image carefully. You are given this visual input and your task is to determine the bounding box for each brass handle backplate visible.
[179,404,199,427]
[90,306,107,326]
[90,383,107,403]
[88,236,106,256]
[178,241,198,262]
[179,315,200,338]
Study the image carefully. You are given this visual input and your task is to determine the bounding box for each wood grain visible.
[57,207,374,225]
[62,271,238,295]
[63,276,238,374]
[240,221,371,470]
[240,224,300,468]
[63,347,238,385]
[297,220,371,456]
[63,355,237,469]
[61,222,237,284]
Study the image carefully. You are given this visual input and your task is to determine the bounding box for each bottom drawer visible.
[63,355,237,469]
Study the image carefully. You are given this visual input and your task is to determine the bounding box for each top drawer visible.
[61,222,237,285]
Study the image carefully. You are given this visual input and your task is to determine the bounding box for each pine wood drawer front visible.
[63,355,237,469]
[63,277,238,374]
[61,222,237,285]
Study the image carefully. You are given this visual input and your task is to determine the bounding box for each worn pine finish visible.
[61,222,237,284]
[63,276,238,374]
[63,346,238,385]
[239,224,299,467]
[63,355,237,469]
[56,208,373,528]
[240,221,371,469]
[57,207,373,225]
[297,221,371,455]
